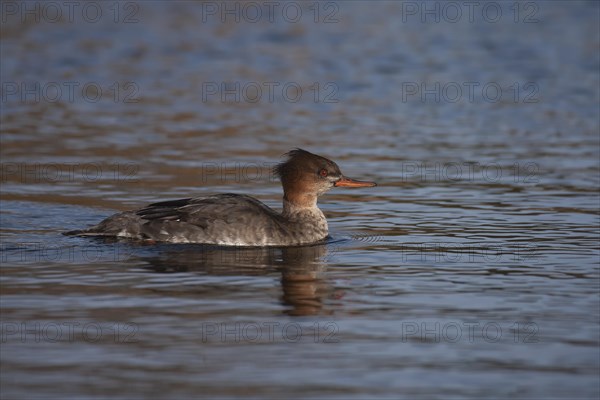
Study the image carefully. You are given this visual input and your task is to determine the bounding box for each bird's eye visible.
[319,168,328,177]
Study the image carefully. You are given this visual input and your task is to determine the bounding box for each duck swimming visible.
[66,149,376,246]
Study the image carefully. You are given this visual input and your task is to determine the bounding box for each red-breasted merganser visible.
[67,149,376,246]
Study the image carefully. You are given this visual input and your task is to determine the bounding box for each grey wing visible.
[135,194,286,244]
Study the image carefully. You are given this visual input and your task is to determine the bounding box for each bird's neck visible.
[282,191,319,217]
[281,191,329,241]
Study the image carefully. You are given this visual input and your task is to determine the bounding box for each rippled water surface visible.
[1,2,599,399]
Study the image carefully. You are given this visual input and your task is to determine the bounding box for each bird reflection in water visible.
[138,243,339,316]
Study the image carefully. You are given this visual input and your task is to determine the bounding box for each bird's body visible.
[67,149,375,246]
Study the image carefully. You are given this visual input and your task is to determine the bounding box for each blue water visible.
[1,2,599,399]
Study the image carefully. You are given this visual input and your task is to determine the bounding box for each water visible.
[1,1,599,399]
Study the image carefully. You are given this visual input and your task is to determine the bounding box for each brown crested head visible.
[274,149,376,203]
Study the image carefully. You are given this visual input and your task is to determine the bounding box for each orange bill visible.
[334,176,377,188]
